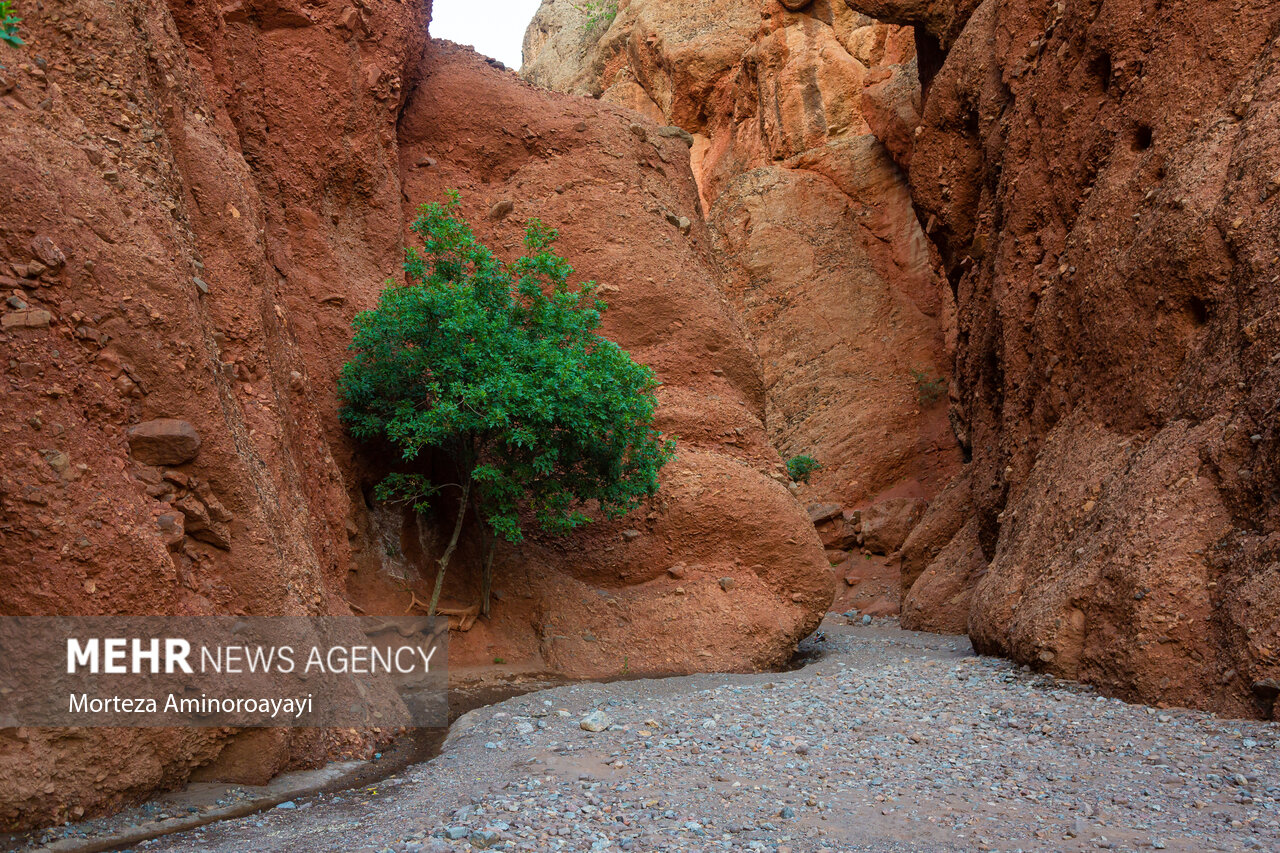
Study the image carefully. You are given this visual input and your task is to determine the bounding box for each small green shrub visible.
[1,1,24,49]
[786,455,821,484]
[911,367,947,406]
[572,0,617,34]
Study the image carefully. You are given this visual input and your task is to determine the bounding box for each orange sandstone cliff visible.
[523,0,964,618]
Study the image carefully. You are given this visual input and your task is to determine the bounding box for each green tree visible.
[786,455,821,484]
[340,194,674,623]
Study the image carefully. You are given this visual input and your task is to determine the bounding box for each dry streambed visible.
[40,621,1280,852]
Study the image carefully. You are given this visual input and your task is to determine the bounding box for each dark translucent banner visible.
[0,614,448,727]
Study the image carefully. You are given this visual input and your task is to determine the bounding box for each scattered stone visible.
[156,512,185,547]
[718,577,736,591]
[274,801,297,810]
[654,126,695,147]
[30,236,66,270]
[41,449,70,475]
[126,419,202,465]
[176,495,232,549]
[487,200,515,221]
[468,829,500,848]
[806,502,842,524]
[2,309,53,329]
[579,710,611,732]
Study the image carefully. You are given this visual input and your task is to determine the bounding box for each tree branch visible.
[424,473,471,627]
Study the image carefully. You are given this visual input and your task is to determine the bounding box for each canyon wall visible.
[523,0,963,616]
[0,0,429,827]
[844,0,1280,718]
[0,0,831,830]
[384,41,835,682]
[525,0,960,502]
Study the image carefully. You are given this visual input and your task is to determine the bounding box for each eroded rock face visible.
[523,0,960,520]
[860,496,928,554]
[0,0,833,828]
[847,0,1280,716]
[379,41,834,678]
[1,0,429,827]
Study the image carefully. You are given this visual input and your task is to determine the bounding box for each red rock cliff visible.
[525,0,962,516]
[846,0,1280,718]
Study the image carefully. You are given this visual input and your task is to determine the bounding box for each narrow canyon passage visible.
[2,0,1278,843]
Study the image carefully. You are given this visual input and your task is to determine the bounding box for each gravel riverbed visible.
[141,619,1279,853]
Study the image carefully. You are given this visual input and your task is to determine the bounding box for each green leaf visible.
[340,193,674,544]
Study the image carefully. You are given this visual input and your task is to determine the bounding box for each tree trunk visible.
[425,474,470,627]
[480,534,496,617]
[471,490,497,617]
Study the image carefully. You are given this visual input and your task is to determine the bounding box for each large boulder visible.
[860,496,928,554]
[901,518,984,634]
[899,468,971,594]
[126,419,202,466]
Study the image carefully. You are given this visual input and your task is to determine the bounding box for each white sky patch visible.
[430,0,545,70]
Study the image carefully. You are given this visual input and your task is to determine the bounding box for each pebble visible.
[579,710,611,732]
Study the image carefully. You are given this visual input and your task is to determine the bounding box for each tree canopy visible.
[339,194,674,619]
